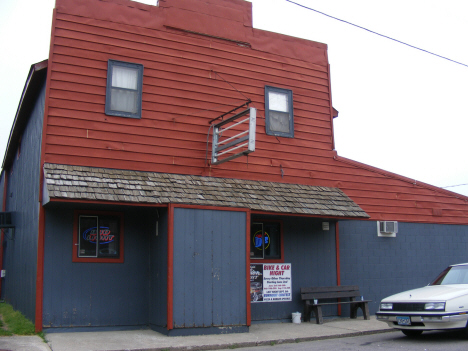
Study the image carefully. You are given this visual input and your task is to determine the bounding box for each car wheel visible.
[401,330,423,337]
[462,321,468,339]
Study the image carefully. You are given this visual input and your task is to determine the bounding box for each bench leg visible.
[312,305,323,324]
[303,304,312,322]
[362,302,370,320]
[350,303,358,319]
[350,302,370,320]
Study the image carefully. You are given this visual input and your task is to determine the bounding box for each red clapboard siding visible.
[52,18,330,83]
[42,0,468,225]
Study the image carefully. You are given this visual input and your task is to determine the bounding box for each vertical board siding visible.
[250,217,337,321]
[173,208,246,328]
[0,173,5,210]
[2,81,46,321]
[43,207,153,328]
[339,220,468,315]
[42,0,468,225]
[150,208,168,328]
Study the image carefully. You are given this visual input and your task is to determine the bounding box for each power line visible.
[284,0,468,68]
[442,183,468,189]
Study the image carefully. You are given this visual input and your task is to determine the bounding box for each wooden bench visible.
[300,285,371,324]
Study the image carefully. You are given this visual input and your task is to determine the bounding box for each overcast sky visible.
[1,0,467,196]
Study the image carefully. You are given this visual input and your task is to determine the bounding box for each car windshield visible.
[431,265,468,285]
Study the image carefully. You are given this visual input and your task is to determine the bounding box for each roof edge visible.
[334,154,468,202]
[43,163,370,218]
[2,60,48,171]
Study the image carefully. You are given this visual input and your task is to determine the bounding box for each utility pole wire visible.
[442,183,468,189]
[285,0,468,68]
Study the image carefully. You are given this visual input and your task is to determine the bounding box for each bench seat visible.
[301,285,371,324]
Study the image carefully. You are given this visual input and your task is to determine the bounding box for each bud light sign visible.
[82,226,115,244]
[78,215,120,258]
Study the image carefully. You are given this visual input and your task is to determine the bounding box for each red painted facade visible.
[41,0,468,224]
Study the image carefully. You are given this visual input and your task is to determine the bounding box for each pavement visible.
[0,316,394,351]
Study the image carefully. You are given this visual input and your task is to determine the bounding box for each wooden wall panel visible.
[43,0,468,225]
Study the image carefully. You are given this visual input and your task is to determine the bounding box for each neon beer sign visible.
[253,230,270,250]
[82,226,115,245]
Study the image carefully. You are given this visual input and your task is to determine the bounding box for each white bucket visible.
[292,312,301,324]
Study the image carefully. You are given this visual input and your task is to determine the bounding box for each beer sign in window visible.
[73,211,124,263]
[251,221,282,261]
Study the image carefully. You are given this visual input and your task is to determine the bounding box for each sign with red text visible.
[250,263,291,302]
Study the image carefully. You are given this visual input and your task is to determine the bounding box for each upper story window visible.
[265,86,294,138]
[105,60,144,119]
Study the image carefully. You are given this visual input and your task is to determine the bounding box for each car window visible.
[431,266,468,285]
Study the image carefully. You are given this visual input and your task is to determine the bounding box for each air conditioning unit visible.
[377,221,398,237]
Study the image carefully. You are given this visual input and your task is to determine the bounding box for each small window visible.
[251,221,282,261]
[105,60,144,118]
[73,211,124,263]
[265,86,294,138]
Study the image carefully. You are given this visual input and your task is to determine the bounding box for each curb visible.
[96,328,395,351]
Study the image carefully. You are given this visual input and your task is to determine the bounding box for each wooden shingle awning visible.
[42,163,369,218]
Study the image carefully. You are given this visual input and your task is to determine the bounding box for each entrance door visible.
[172,208,246,328]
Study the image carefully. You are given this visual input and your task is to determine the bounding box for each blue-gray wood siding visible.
[43,206,155,328]
[149,208,168,328]
[339,220,468,315]
[250,217,337,321]
[2,80,46,321]
[172,208,246,328]
[0,172,4,210]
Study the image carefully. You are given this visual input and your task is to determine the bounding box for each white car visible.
[376,263,468,337]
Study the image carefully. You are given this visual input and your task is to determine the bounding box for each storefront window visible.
[73,211,124,263]
[251,221,281,260]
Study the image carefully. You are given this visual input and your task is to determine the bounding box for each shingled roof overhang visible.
[43,163,369,218]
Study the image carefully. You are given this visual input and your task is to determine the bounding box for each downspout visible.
[167,203,174,330]
[336,221,341,315]
[245,209,251,326]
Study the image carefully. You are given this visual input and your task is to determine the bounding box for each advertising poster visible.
[250,263,292,303]
[250,263,264,302]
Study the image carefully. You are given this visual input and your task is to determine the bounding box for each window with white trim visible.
[105,60,144,118]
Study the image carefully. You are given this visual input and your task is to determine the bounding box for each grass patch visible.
[0,317,13,336]
[0,302,35,336]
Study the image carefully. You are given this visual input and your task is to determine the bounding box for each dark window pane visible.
[251,221,281,260]
[79,216,98,257]
[264,222,280,259]
[98,216,120,257]
[251,222,264,259]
